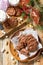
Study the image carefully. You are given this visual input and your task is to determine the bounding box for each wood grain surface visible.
[0,38,43,65]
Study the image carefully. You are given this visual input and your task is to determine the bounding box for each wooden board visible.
[9,26,43,62]
[9,41,42,62]
[0,19,27,38]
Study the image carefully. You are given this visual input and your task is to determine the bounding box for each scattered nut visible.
[11,56,14,60]
[6,36,8,38]
[6,51,9,54]
[6,42,8,45]
[1,30,6,34]
[14,61,16,64]
[1,48,6,53]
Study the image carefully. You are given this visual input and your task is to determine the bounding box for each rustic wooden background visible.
[0,38,43,65]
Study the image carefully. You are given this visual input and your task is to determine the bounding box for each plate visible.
[9,27,43,62]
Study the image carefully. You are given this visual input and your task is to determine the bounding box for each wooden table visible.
[0,24,43,65]
[0,38,43,65]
